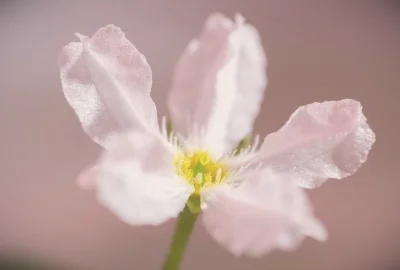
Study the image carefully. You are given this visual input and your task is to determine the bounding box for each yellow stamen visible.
[199,152,210,165]
[174,150,229,192]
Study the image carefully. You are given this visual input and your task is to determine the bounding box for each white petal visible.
[202,169,326,257]
[59,25,158,148]
[96,130,193,226]
[168,14,266,156]
[251,99,375,188]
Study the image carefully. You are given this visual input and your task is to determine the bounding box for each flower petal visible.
[96,130,193,226]
[255,99,375,188]
[168,14,266,156]
[202,169,326,257]
[59,25,158,148]
[77,165,98,189]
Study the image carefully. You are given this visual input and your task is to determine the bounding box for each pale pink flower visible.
[58,14,375,256]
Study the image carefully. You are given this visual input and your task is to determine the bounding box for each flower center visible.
[174,150,228,192]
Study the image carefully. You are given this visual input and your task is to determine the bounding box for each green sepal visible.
[233,134,252,155]
[166,119,174,138]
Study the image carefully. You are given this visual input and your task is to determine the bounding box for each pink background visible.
[0,1,399,269]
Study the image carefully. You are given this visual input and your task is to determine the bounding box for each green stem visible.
[162,194,200,270]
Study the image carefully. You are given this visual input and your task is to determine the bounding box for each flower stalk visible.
[162,193,201,270]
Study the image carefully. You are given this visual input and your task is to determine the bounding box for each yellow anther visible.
[184,170,194,180]
[199,152,210,165]
[204,173,212,185]
[181,159,191,169]
[173,150,229,190]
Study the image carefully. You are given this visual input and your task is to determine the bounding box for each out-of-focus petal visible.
[254,99,376,188]
[96,130,193,226]
[59,25,157,149]
[168,14,266,157]
[77,165,98,189]
[202,170,326,257]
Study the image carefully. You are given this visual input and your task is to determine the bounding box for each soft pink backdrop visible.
[1,1,399,269]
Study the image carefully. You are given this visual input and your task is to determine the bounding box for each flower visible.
[58,13,375,256]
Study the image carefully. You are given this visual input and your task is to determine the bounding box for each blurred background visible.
[0,0,399,269]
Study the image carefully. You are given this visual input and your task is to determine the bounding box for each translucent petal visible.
[96,130,193,226]
[202,169,326,257]
[255,99,375,188]
[77,165,98,189]
[168,14,266,156]
[59,25,158,148]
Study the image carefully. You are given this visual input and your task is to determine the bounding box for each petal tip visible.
[206,12,233,29]
[74,33,87,42]
[234,13,246,25]
[76,166,98,190]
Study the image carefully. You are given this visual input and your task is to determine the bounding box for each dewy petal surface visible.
[59,25,158,148]
[202,169,326,257]
[168,13,266,156]
[257,99,376,188]
[96,130,193,226]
